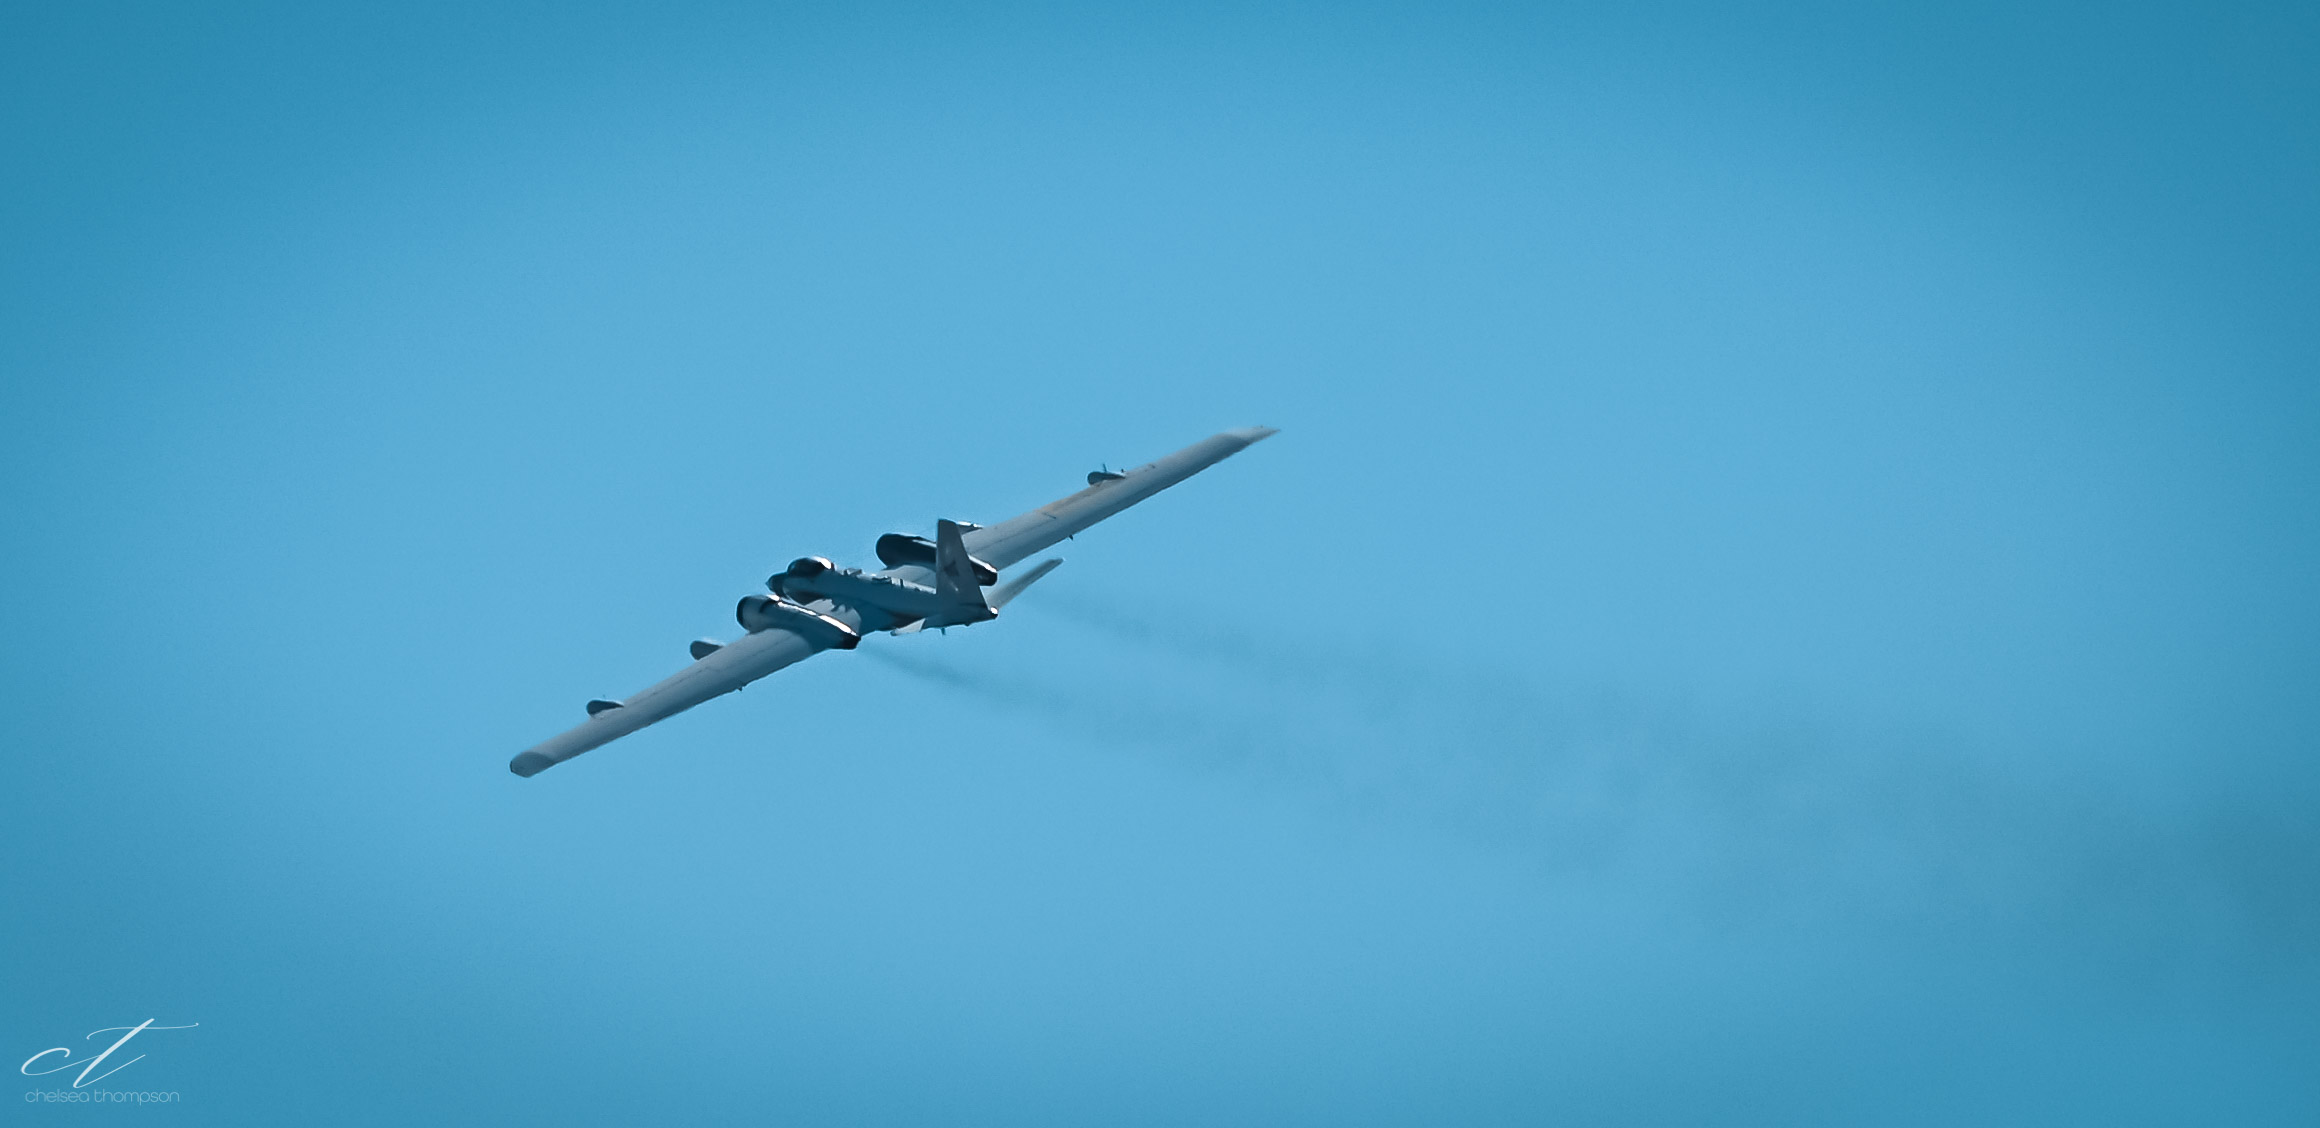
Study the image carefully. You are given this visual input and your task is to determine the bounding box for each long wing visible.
[510,628,819,776]
[964,426,1278,569]
[507,426,1276,778]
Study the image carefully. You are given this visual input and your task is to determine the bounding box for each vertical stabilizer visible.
[925,519,996,627]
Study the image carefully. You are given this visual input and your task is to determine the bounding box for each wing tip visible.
[510,751,555,778]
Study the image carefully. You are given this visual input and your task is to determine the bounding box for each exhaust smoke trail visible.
[865,589,2320,978]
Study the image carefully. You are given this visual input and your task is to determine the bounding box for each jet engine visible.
[874,533,998,585]
[735,593,861,649]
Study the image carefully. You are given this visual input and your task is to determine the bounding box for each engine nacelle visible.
[768,556,836,599]
[873,533,998,585]
[735,593,861,649]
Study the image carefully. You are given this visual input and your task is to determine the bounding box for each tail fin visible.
[923,519,996,628]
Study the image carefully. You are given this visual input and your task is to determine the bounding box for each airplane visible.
[509,426,1278,777]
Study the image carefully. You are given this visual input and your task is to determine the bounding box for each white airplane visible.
[510,427,1278,777]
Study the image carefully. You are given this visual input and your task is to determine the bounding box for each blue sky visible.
[4,2,2316,1124]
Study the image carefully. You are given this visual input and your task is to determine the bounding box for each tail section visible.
[932,520,987,605]
[916,519,997,630]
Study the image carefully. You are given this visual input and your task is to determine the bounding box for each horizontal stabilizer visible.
[586,698,625,716]
[989,558,1062,609]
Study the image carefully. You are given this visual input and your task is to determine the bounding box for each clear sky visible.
[4,2,2316,1123]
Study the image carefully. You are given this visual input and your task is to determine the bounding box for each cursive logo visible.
[21,1020,197,1089]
